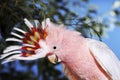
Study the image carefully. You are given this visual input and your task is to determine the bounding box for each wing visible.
[87,39,120,80]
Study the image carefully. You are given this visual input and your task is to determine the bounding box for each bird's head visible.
[0,18,63,64]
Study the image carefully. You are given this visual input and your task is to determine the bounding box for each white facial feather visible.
[42,18,50,29]
[38,40,49,53]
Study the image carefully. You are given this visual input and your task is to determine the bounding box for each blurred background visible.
[0,0,120,80]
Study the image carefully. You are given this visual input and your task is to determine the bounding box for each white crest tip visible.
[3,46,22,53]
[0,51,21,59]
[42,18,51,29]
[11,32,24,39]
[24,18,33,29]
[13,27,26,34]
[6,38,22,43]
[34,20,40,28]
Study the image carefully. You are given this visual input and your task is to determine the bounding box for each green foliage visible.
[0,0,120,80]
[0,0,76,80]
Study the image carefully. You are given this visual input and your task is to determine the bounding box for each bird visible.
[0,18,120,80]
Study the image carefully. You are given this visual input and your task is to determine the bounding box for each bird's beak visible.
[47,54,61,64]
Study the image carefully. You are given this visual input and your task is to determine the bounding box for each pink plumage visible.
[45,20,111,80]
[1,18,120,80]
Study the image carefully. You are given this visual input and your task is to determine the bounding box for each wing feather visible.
[87,39,120,80]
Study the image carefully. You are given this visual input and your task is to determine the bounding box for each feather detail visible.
[13,27,26,34]
[87,39,120,80]
[34,20,40,28]
[1,60,14,64]
[6,38,22,42]
[11,32,24,39]
[1,54,21,64]
[0,18,49,64]
[24,18,33,30]
[3,45,22,53]
[62,64,81,80]
[42,18,50,29]
[15,52,46,60]
[1,48,48,64]
[22,44,35,47]
[0,51,21,59]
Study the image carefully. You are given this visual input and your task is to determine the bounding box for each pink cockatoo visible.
[0,18,120,80]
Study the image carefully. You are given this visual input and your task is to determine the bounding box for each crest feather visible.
[0,18,49,64]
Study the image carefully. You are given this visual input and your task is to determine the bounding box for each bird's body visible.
[59,37,110,80]
[0,18,120,80]
[45,24,112,80]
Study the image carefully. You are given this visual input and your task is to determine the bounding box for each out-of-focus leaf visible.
[115,21,120,26]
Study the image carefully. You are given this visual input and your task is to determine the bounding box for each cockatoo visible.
[0,18,120,80]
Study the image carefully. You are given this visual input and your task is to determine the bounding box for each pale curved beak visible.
[39,40,61,64]
[47,54,61,64]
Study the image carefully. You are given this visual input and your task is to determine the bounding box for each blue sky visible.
[67,0,120,59]
[103,27,120,59]
[90,0,114,14]
[89,0,120,59]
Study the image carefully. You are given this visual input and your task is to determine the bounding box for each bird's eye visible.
[53,46,57,49]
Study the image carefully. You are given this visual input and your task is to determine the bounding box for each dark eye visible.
[53,46,57,49]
